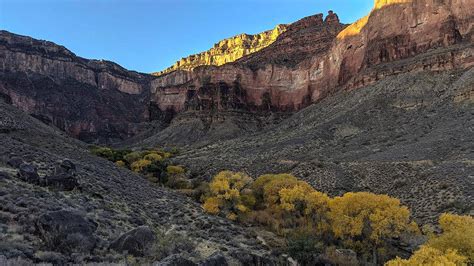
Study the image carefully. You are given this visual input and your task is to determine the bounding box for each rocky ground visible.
[154,68,474,225]
[0,98,285,265]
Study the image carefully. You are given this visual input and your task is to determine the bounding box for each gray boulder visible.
[36,210,98,254]
[17,163,39,184]
[110,226,157,257]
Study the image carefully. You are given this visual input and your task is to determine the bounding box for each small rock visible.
[18,163,40,184]
[110,226,156,257]
[199,252,228,266]
[7,157,24,168]
[155,254,196,266]
[36,210,98,254]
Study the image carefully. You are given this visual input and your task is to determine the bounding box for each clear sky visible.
[0,0,373,73]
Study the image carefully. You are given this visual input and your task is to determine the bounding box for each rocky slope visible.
[171,67,474,225]
[0,97,283,264]
[154,24,288,76]
[0,30,154,143]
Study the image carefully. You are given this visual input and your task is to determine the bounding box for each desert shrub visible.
[91,147,114,160]
[144,153,162,162]
[191,181,210,202]
[115,160,126,167]
[124,151,143,164]
[166,165,185,175]
[166,174,192,189]
[385,245,467,266]
[131,159,152,173]
[150,231,195,261]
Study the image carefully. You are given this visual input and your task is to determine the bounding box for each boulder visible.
[198,252,228,266]
[110,226,157,257]
[17,163,40,184]
[42,173,79,191]
[155,254,196,266]
[36,210,98,254]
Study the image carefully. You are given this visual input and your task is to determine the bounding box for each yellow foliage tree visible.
[115,160,126,167]
[328,192,418,263]
[427,213,474,261]
[278,183,331,231]
[385,246,467,266]
[203,171,253,220]
[251,174,296,208]
[130,159,152,173]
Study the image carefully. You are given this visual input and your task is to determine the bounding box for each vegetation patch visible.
[201,171,474,265]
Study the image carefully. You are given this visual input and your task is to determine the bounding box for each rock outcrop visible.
[0,30,154,143]
[154,25,288,76]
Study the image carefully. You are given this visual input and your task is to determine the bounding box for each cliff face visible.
[0,31,153,143]
[154,24,288,76]
[151,12,345,113]
[151,0,473,114]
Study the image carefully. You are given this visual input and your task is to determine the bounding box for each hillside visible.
[0,97,281,264]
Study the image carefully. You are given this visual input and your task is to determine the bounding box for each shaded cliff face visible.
[151,0,473,115]
[0,30,153,143]
[154,24,288,76]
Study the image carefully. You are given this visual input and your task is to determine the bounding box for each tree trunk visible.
[372,248,377,265]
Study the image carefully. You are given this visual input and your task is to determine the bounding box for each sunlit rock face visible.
[154,25,288,76]
[151,0,473,114]
[0,30,153,143]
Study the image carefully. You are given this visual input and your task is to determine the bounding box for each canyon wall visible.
[0,31,153,143]
[151,0,473,114]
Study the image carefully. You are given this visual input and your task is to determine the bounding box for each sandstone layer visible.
[154,24,288,76]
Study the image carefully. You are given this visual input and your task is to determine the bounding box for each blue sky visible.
[0,0,373,73]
